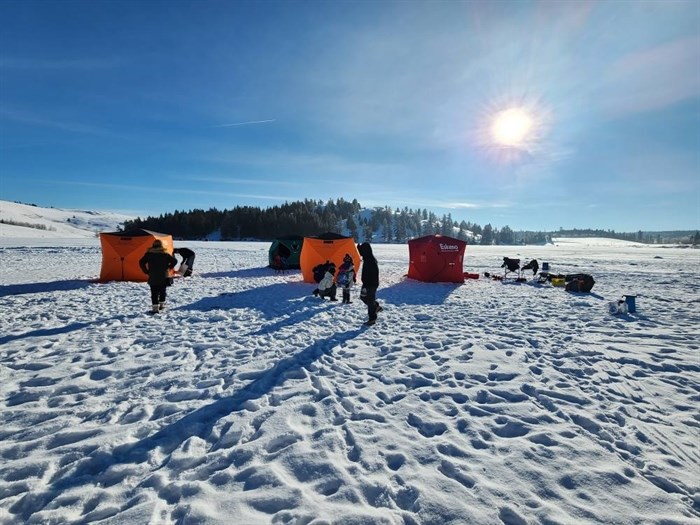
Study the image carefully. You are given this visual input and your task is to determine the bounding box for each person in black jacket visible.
[358,242,382,325]
[139,240,178,313]
[174,247,195,277]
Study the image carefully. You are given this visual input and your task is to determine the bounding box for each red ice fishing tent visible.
[99,229,173,282]
[407,234,467,283]
[299,232,360,283]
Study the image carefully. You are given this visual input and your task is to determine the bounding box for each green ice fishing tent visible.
[268,235,304,269]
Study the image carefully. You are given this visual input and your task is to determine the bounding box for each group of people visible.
[138,239,382,326]
[311,242,382,326]
[138,242,195,314]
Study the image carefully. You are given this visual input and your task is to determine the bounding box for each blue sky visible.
[1,0,698,231]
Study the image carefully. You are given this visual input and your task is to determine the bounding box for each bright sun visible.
[491,107,533,147]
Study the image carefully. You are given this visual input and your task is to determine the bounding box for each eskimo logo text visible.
[440,243,459,251]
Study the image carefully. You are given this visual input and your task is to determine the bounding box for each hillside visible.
[0,201,134,239]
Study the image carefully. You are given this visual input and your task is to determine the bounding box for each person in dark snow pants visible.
[174,247,195,277]
[139,240,177,313]
[358,242,381,325]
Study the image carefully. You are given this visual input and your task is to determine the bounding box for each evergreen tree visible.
[363,223,373,242]
[346,215,358,240]
[498,225,515,245]
[481,224,494,245]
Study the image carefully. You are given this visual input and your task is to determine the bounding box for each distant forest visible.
[121,198,699,245]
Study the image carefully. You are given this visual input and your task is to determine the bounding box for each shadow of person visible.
[0,279,91,298]
[43,328,364,501]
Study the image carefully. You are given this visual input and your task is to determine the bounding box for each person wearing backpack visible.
[337,253,356,304]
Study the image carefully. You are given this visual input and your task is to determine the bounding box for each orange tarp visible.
[299,233,360,283]
[99,229,173,282]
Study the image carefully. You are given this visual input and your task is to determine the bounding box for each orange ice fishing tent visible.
[299,232,360,283]
[99,229,173,282]
[407,234,467,283]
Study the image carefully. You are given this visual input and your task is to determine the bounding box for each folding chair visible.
[501,257,521,280]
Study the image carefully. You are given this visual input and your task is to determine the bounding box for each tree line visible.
[121,198,698,245]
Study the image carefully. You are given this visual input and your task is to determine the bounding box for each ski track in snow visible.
[0,241,699,524]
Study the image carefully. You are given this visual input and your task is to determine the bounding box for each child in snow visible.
[313,263,337,301]
[139,240,178,313]
[336,253,356,304]
[312,261,329,284]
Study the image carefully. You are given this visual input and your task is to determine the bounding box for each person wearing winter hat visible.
[337,253,356,304]
[139,239,178,313]
[357,242,382,325]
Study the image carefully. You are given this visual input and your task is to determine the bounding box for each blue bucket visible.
[542,262,550,272]
[623,295,637,313]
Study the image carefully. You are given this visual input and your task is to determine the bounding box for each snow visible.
[0,201,133,239]
[1,205,699,524]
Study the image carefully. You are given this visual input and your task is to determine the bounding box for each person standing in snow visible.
[358,242,381,325]
[139,240,177,313]
[336,253,356,304]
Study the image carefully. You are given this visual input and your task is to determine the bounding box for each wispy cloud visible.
[214,119,276,127]
[168,175,307,188]
[0,57,126,69]
[598,36,700,117]
[203,147,405,177]
[0,108,106,135]
[34,179,290,201]
[363,195,513,211]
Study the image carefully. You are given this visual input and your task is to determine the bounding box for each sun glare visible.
[473,97,550,162]
[491,108,533,147]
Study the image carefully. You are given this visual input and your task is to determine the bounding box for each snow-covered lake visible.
[1,237,698,524]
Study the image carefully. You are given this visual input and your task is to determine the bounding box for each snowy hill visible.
[550,237,646,248]
[0,200,134,238]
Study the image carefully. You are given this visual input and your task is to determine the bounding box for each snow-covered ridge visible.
[0,200,134,239]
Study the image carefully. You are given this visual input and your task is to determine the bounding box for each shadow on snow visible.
[18,328,364,519]
[0,279,92,297]
[178,281,317,319]
[0,322,93,345]
[200,267,301,279]
[380,278,462,306]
